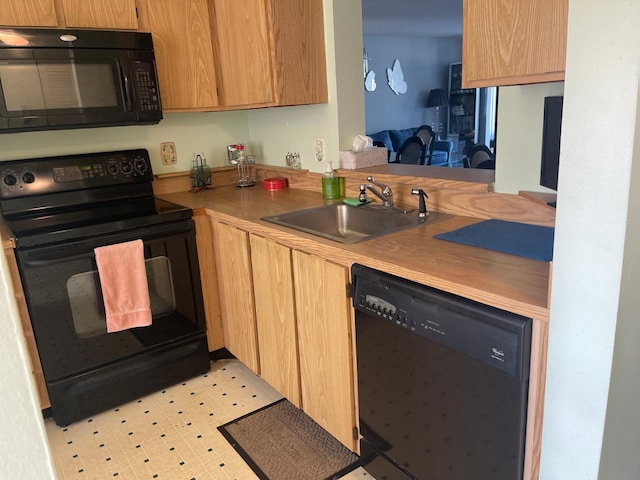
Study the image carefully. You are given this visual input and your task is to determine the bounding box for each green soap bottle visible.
[322,161,343,199]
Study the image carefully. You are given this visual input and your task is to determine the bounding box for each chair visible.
[414,125,435,164]
[395,136,426,164]
[432,140,454,167]
[463,144,495,169]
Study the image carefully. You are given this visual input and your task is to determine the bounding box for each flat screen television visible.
[540,96,564,191]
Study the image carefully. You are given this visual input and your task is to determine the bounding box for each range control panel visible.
[0,149,153,199]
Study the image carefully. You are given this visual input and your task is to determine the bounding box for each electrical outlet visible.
[160,142,177,165]
[315,137,325,162]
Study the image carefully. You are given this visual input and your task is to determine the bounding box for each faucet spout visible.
[361,184,388,205]
[363,176,393,207]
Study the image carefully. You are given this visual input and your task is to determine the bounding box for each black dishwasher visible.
[352,264,532,480]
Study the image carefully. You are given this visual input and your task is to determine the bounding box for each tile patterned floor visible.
[45,358,373,480]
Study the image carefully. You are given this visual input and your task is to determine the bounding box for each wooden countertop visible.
[160,185,551,321]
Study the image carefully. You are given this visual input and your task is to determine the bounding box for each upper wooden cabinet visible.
[2,0,327,111]
[59,0,138,30]
[0,0,58,27]
[0,0,138,29]
[209,0,274,107]
[208,0,327,108]
[462,0,568,88]
[269,0,328,106]
[137,0,326,111]
[137,0,219,111]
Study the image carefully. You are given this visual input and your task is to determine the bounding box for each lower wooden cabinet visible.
[212,224,356,449]
[292,249,356,450]
[212,222,260,373]
[249,234,301,407]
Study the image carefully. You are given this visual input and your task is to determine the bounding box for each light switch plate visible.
[160,142,177,165]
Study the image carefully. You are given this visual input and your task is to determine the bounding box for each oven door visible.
[15,219,207,408]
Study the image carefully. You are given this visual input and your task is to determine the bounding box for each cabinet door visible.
[269,0,328,105]
[210,0,274,106]
[59,0,138,30]
[292,250,356,450]
[250,235,301,407]
[0,0,58,27]
[193,215,223,352]
[138,0,219,111]
[462,0,567,88]
[213,222,259,373]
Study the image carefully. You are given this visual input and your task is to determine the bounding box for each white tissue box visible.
[339,147,388,169]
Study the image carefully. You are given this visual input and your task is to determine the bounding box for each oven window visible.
[0,61,118,112]
[67,256,176,338]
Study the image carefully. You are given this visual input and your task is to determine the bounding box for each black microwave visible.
[0,28,162,133]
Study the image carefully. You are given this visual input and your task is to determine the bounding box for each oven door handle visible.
[19,251,95,267]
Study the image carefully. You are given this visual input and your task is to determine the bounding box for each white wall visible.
[0,111,251,173]
[362,35,462,134]
[540,1,640,479]
[598,83,640,479]
[0,252,56,479]
[495,82,565,194]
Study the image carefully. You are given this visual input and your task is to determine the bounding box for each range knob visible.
[107,163,119,176]
[120,160,133,175]
[22,172,35,183]
[4,174,17,186]
[134,158,147,174]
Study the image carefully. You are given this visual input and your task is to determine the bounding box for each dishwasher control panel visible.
[351,263,532,379]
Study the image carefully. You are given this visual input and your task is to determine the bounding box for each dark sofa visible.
[368,127,453,166]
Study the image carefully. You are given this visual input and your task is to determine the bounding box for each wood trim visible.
[523,319,549,480]
[193,215,224,351]
[3,247,50,409]
[519,190,557,208]
[464,71,565,89]
[154,165,555,226]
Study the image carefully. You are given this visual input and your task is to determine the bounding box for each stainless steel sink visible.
[262,203,450,244]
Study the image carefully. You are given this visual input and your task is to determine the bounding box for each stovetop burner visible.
[0,149,191,248]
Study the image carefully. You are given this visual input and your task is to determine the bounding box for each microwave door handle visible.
[119,64,133,112]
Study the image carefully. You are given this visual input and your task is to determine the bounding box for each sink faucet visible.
[360,176,393,207]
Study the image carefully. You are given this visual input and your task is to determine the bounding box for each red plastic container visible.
[263,177,288,190]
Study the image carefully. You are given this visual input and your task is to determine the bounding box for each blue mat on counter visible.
[434,219,554,261]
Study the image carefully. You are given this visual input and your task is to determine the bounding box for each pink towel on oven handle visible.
[94,239,152,333]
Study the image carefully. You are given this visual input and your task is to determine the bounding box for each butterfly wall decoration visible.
[365,70,376,92]
[387,59,407,95]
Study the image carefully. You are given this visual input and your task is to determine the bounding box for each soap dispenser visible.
[321,160,344,199]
